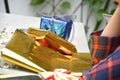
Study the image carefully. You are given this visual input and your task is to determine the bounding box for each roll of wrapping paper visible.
[27,27,77,55]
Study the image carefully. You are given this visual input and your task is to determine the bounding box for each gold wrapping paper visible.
[70,53,92,72]
[1,29,72,73]
[27,27,77,55]
[1,28,92,73]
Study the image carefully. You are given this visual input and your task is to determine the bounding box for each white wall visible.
[0,0,115,39]
[0,0,90,35]
[0,0,6,12]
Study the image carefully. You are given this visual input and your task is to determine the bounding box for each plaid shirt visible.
[91,30,120,65]
[80,30,120,80]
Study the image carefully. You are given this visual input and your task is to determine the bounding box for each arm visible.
[80,2,120,80]
[101,0,120,37]
[91,0,120,65]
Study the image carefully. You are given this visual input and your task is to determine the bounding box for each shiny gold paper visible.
[27,27,77,55]
[1,29,71,73]
[70,53,92,72]
[1,28,92,73]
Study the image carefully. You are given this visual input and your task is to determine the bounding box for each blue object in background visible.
[40,16,73,40]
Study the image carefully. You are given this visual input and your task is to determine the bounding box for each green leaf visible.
[110,9,115,15]
[91,0,102,12]
[83,0,94,5]
[83,0,91,4]
[60,1,71,9]
[31,0,45,5]
[96,9,105,21]
[94,21,101,31]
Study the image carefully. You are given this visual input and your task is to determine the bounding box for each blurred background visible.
[0,0,116,39]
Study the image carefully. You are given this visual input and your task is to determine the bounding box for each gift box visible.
[40,16,73,40]
[1,27,92,73]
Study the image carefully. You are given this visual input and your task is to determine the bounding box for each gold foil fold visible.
[1,29,72,73]
[27,27,77,55]
[1,28,92,73]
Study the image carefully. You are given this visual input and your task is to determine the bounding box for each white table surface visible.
[0,13,90,53]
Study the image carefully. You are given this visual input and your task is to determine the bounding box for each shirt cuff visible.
[90,30,120,65]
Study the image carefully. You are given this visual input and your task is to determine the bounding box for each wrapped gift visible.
[40,16,73,40]
[1,27,92,73]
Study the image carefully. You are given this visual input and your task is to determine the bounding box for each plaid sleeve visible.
[81,46,120,80]
[90,30,120,65]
